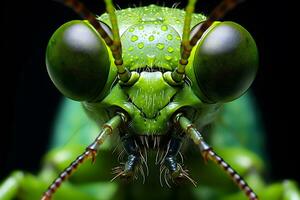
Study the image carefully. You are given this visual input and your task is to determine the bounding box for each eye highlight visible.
[46,20,111,101]
[193,21,258,103]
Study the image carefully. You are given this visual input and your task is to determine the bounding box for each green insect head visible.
[43,0,260,199]
[46,0,258,136]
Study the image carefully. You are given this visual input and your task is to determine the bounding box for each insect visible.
[1,0,299,200]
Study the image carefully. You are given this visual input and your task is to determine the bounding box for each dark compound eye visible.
[46,20,111,101]
[193,21,259,103]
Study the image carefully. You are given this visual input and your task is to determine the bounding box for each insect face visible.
[42,0,260,199]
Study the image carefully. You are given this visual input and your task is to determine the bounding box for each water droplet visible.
[129,28,135,32]
[161,25,168,31]
[167,34,173,40]
[138,42,144,49]
[138,25,144,30]
[156,43,165,50]
[128,46,134,51]
[157,17,164,21]
[149,35,155,41]
[176,19,181,24]
[131,35,138,42]
[167,47,174,53]
[165,55,172,61]
[176,36,181,41]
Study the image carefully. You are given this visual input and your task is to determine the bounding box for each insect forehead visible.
[121,22,181,71]
[98,5,206,71]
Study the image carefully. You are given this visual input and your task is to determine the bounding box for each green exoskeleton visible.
[1,0,300,199]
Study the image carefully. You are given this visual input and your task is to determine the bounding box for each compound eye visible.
[193,21,258,103]
[46,20,111,101]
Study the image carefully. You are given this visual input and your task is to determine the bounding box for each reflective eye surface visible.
[46,20,110,101]
[193,21,258,103]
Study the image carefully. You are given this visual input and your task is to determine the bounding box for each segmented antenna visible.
[190,0,241,47]
[175,113,259,200]
[203,148,258,200]
[57,0,131,82]
[61,0,113,45]
[104,0,131,82]
[41,114,125,200]
[172,0,242,82]
[171,0,197,82]
[41,149,97,200]
[104,0,122,61]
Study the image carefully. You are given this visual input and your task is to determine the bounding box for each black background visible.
[2,0,299,185]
